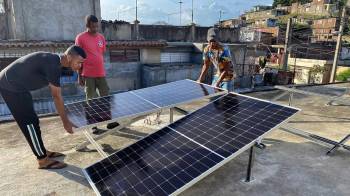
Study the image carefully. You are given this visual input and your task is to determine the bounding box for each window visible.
[160,52,191,63]
[110,49,139,62]
[0,0,4,14]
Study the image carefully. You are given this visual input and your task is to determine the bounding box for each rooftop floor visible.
[0,84,349,196]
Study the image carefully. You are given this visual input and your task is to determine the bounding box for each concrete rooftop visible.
[0,85,349,196]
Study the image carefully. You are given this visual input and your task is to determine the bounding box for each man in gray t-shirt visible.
[0,45,86,169]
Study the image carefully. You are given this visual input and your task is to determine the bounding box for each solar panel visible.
[65,80,224,129]
[83,127,224,196]
[169,93,299,158]
[132,79,224,108]
[83,93,299,196]
[65,92,159,128]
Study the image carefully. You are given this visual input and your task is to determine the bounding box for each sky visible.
[100,0,273,26]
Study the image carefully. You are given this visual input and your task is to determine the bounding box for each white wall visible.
[7,0,101,40]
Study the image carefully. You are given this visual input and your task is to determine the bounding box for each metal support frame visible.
[77,106,191,158]
[275,85,350,105]
[170,108,174,123]
[170,107,189,123]
[83,130,108,158]
[288,92,294,106]
[76,116,145,157]
[327,134,350,155]
[242,141,266,183]
[244,146,255,182]
[273,85,350,155]
[281,126,350,155]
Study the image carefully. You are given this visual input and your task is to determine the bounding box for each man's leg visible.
[0,88,66,169]
[96,77,119,129]
[84,77,99,132]
[85,77,98,100]
[0,89,46,159]
[96,77,110,97]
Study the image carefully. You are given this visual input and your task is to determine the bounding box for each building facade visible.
[220,18,246,28]
[291,0,338,17]
[0,0,101,41]
[311,18,339,42]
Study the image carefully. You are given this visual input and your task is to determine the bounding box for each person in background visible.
[0,46,86,169]
[197,27,235,92]
[256,54,271,86]
[75,15,119,132]
[258,53,271,73]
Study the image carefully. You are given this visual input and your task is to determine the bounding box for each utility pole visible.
[179,1,183,25]
[191,0,194,24]
[282,18,292,71]
[219,10,224,26]
[330,7,347,83]
[136,0,138,21]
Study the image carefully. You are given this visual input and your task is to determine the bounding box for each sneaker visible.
[92,127,107,135]
[107,122,120,129]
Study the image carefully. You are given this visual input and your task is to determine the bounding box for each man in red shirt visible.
[75,15,118,130]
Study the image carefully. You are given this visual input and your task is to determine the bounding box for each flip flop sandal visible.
[38,160,67,169]
[47,151,65,158]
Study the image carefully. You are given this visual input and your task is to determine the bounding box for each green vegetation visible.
[339,0,348,7]
[336,69,350,81]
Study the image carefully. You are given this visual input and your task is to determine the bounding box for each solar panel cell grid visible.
[65,80,223,129]
[81,87,299,196]
[132,80,223,108]
[65,92,159,127]
[84,127,224,196]
[170,93,299,158]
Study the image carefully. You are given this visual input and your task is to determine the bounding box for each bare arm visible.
[213,61,230,88]
[197,59,211,83]
[49,84,76,133]
[77,67,85,86]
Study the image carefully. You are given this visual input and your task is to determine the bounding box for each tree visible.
[339,0,348,7]
[272,0,290,7]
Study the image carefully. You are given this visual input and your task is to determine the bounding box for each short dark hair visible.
[85,15,99,27]
[65,45,87,59]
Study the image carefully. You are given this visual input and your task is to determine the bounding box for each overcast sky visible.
[100,0,273,26]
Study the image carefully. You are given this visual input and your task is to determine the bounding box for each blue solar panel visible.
[132,79,224,108]
[65,92,159,128]
[83,93,299,196]
[83,127,223,196]
[65,80,223,129]
[169,93,299,158]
